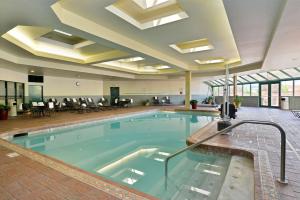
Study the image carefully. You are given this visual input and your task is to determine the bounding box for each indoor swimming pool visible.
[10,111,239,199]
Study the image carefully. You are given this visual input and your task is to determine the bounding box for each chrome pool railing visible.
[164,120,288,190]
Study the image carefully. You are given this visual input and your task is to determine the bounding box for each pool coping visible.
[187,120,280,200]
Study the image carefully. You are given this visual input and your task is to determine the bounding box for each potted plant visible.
[190,100,198,109]
[233,96,242,108]
[0,104,10,120]
[207,96,214,104]
[143,99,150,106]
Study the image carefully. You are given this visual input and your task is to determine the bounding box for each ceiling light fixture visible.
[169,38,213,54]
[30,70,35,73]
[54,29,72,37]
[195,59,224,65]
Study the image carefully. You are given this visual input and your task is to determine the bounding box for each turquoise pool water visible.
[11,111,231,199]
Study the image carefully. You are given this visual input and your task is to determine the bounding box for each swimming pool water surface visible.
[11,111,231,200]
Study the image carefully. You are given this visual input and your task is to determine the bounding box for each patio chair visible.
[165,96,171,104]
[86,98,100,111]
[45,102,55,116]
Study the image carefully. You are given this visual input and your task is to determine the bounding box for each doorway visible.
[28,85,43,103]
[259,82,280,107]
[110,87,120,105]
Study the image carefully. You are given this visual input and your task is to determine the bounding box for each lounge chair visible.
[119,98,133,107]
[44,102,55,116]
[165,96,171,104]
[153,96,160,105]
[86,98,101,111]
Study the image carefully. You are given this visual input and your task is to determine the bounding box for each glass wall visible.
[281,80,293,96]
[295,80,300,96]
[251,84,259,96]
[243,84,251,96]
[0,81,5,105]
[0,80,24,106]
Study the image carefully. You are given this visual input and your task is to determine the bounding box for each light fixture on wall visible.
[75,81,80,86]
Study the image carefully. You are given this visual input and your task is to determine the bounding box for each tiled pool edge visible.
[0,138,158,200]
[1,109,159,139]
[187,121,280,200]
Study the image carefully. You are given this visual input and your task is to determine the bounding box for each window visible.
[229,85,234,96]
[243,84,251,96]
[251,84,259,96]
[294,80,300,96]
[219,86,224,96]
[281,80,293,96]
[237,85,243,96]
[0,81,5,105]
[213,87,218,96]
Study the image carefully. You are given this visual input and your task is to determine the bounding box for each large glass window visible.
[281,80,293,96]
[0,81,5,105]
[243,84,251,96]
[229,85,234,96]
[251,84,259,96]
[213,87,218,96]
[294,80,300,96]
[237,85,243,96]
[219,86,224,96]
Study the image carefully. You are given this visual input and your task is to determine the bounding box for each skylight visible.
[270,70,290,79]
[283,68,300,78]
[169,38,213,54]
[258,72,277,80]
[132,0,170,9]
[106,0,188,30]
[240,75,256,82]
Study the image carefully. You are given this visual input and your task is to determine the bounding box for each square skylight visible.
[132,0,170,9]
[169,38,213,54]
[106,0,188,30]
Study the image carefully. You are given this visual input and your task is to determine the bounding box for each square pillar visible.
[233,74,237,98]
[185,71,191,109]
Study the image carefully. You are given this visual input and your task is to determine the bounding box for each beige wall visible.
[43,76,103,97]
[103,78,210,96]
[0,63,103,97]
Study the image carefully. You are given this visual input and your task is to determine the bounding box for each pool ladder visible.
[164,120,288,190]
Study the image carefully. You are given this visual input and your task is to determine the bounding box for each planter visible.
[234,102,241,108]
[191,103,197,109]
[0,110,9,120]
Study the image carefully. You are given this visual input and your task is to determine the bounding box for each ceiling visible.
[0,0,299,80]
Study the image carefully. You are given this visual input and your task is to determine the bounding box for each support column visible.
[233,74,237,98]
[185,71,191,109]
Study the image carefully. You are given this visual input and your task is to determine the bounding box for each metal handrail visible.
[164,120,288,189]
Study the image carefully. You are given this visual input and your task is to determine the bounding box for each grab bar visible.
[164,120,288,189]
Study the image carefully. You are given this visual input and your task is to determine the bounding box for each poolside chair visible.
[119,98,133,107]
[64,98,73,110]
[86,98,100,111]
[44,102,55,116]
[153,96,160,105]
[292,110,300,118]
[165,96,171,104]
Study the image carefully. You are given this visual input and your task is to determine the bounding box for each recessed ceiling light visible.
[156,65,171,70]
[195,58,224,65]
[118,57,144,62]
[54,29,72,37]
[30,70,35,73]
[169,38,214,54]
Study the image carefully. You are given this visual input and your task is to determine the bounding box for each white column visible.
[185,71,191,109]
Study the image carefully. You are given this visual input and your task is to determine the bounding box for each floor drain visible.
[6,152,20,158]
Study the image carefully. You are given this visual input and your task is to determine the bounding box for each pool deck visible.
[0,106,300,199]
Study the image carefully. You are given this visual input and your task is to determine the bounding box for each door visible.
[29,85,43,103]
[110,87,120,105]
[259,82,280,107]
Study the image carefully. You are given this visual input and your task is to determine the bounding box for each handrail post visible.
[164,120,288,190]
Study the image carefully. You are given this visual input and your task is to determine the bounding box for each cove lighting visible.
[118,56,144,62]
[54,29,72,36]
[169,38,214,54]
[195,59,224,65]
[156,65,171,70]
